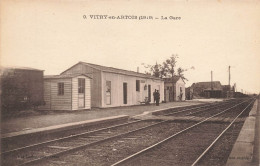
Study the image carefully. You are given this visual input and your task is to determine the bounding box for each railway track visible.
[2,101,225,152]
[1,98,254,165]
[190,100,253,166]
[111,98,255,166]
[163,99,241,117]
[2,119,162,165]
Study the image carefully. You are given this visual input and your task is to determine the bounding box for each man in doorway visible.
[153,89,157,104]
[155,90,160,106]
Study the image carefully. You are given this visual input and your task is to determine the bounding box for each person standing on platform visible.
[155,90,160,106]
[153,89,157,104]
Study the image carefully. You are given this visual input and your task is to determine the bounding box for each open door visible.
[106,81,111,105]
[148,85,151,102]
[78,78,85,108]
[123,83,127,104]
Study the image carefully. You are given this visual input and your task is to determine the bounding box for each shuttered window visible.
[58,83,64,95]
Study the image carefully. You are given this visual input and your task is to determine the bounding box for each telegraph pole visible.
[228,66,231,87]
[228,66,231,98]
[211,71,213,98]
[211,71,213,89]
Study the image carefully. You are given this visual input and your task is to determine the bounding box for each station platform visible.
[226,97,260,166]
[1,100,203,138]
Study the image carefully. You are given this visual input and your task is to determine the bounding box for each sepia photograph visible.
[0,0,260,165]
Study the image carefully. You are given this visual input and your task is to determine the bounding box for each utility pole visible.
[228,66,231,98]
[211,71,213,98]
[228,66,231,87]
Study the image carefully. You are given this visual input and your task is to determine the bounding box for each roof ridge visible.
[82,62,140,73]
[80,61,161,80]
[1,66,43,71]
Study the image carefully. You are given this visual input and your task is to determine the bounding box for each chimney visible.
[137,67,139,73]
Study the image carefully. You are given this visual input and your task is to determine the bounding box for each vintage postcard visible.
[1,0,260,165]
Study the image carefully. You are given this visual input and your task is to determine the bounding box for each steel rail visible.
[191,98,255,166]
[163,103,219,116]
[17,120,168,166]
[182,102,233,116]
[111,99,251,166]
[3,100,235,155]
[18,101,238,166]
[163,100,238,116]
[1,119,143,155]
[4,99,248,166]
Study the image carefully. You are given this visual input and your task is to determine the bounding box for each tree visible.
[177,67,188,81]
[142,54,191,81]
[164,54,178,78]
[152,62,160,77]
[162,54,178,100]
[159,62,168,78]
[142,62,165,78]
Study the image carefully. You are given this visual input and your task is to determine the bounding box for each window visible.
[78,78,85,93]
[58,83,64,95]
[136,80,140,91]
[106,81,111,105]
[106,81,111,93]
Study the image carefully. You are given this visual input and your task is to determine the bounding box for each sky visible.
[1,0,260,94]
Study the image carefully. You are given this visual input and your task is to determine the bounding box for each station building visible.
[60,62,164,108]
[164,76,186,102]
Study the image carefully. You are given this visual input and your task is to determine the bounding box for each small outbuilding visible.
[41,74,91,110]
[164,76,186,102]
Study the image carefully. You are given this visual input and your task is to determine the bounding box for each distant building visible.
[234,92,248,98]
[222,85,234,98]
[191,81,223,98]
[185,86,193,100]
[1,67,44,111]
[60,62,164,108]
[164,76,186,102]
[41,74,91,111]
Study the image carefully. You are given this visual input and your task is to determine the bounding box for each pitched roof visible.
[1,66,43,71]
[163,76,183,83]
[62,61,162,80]
[44,73,92,79]
[192,81,223,91]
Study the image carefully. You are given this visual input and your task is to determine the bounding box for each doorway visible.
[148,85,151,102]
[123,83,127,104]
[78,78,85,108]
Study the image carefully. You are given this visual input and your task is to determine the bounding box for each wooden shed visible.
[164,76,186,102]
[41,74,91,110]
[60,62,164,108]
